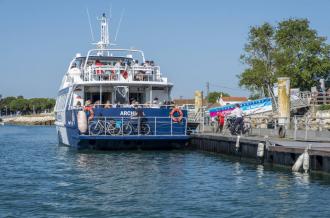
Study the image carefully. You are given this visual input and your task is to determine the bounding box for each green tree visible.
[239,23,276,97]
[0,96,55,115]
[239,18,330,96]
[275,18,330,90]
[9,98,29,113]
[207,91,230,103]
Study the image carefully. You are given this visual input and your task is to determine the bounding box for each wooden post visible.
[278,77,290,130]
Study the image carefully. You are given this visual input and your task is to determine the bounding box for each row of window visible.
[55,94,68,111]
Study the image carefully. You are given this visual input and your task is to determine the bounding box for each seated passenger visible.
[75,101,82,108]
[153,97,159,104]
[93,100,101,108]
[104,100,111,109]
[151,98,160,108]
[113,101,120,108]
[133,60,139,67]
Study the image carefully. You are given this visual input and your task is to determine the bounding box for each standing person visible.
[216,111,225,133]
[115,60,121,78]
[95,60,104,79]
[231,104,244,134]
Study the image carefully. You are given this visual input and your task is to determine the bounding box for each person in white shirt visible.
[231,104,244,134]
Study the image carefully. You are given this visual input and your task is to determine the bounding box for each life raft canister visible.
[77,111,88,133]
[170,108,183,122]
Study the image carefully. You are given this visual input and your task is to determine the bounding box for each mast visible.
[96,13,109,49]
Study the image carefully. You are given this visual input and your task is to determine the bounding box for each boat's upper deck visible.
[61,48,170,89]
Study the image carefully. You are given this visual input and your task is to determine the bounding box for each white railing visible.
[82,65,163,82]
[70,104,175,111]
[86,116,188,136]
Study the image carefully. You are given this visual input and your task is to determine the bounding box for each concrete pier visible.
[190,133,330,173]
[2,114,55,125]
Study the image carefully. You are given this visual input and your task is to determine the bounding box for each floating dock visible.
[190,133,330,173]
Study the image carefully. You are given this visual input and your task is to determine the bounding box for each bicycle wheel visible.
[140,123,151,135]
[122,124,132,135]
[89,121,102,135]
[106,120,118,135]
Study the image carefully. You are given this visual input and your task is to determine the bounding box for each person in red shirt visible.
[215,111,225,133]
[95,60,104,77]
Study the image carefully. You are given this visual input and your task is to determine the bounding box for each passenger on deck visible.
[93,100,101,108]
[153,97,159,105]
[95,60,104,79]
[104,100,111,109]
[115,60,121,76]
[113,101,120,108]
[76,101,82,108]
[151,98,160,108]
[133,60,139,67]
[84,100,94,121]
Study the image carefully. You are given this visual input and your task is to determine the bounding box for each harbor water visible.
[1,126,330,217]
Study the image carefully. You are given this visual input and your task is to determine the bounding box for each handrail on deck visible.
[82,65,162,82]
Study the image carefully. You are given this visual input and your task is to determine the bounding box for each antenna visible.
[86,7,95,42]
[114,8,125,42]
[95,13,110,50]
[109,4,112,19]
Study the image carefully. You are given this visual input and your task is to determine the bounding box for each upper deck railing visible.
[82,65,164,82]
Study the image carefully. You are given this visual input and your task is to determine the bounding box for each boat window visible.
[71,58,85,69]
[55,93,68,111]
[101,92,112,104]
[84,92,100,105]
[129,93,144,104]
[114,86,129,104]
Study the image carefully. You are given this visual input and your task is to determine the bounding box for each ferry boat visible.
[55,13,189,149]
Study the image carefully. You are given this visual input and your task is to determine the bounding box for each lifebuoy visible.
[84,106,94,121]
[170,108,183,122]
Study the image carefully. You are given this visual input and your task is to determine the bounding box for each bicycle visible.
[112,117,151,136]
[125,117,151,135]
[89,118,117,135]
[225,115,252,136]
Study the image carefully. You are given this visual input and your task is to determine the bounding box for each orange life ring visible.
[84,106,94,121]
[170,108,183,122]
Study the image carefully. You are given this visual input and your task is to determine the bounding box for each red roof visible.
[221,96,247,102]
[173,98,207,106]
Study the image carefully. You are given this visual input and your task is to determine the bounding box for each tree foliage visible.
[0,96,55,115]
[239,18,330,97]
[207,91,230,103]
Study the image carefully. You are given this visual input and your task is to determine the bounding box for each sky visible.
[1,0,330,99]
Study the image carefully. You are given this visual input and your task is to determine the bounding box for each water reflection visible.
[293,172,310,187]
[256,165,264,187]
[233,162,243,185]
